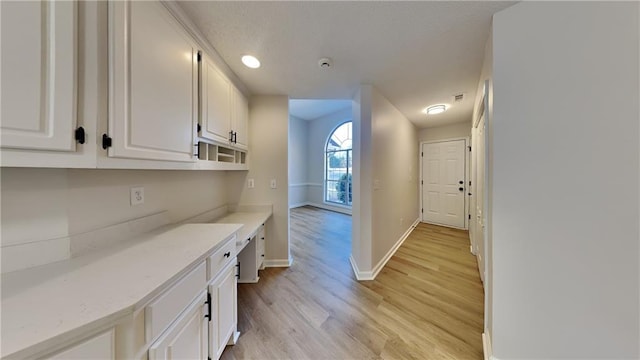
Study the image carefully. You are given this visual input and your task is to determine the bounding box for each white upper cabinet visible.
[231,87,249,150]
[200,54,232,145]
[199,53,249,150]
[1,0,78,152]
[108,0,197,162]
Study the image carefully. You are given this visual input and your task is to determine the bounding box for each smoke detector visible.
[318,57,333,69]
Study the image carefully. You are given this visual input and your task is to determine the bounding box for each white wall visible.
[1,168,229,272]
[288,115,309,208]
[351,85,419,277]
[306,107,352,214]
[473,23,494,347]
[418,121,470,142]
[228,96,290,265]
[370,87,419,266]
[351,86,373,272]
[491,2,639,358]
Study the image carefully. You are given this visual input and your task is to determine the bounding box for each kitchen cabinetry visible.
[1,0,78,152]
[148,292,208,360]
[199,53,249,151]
[236,222,266,283]
[209,262,238,360]
[108,0,197,162]
[47,329,114,360]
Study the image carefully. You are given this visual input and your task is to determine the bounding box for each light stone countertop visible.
[1,223,242,359]
[214,211,272,251]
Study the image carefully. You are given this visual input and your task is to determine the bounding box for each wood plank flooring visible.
[221,206,484,360]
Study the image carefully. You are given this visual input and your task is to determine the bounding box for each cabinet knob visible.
[224,252,231,258]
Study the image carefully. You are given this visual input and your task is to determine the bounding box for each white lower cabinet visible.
[148,291,208,360]
[209,261,238,360]
[146,240,238,360]
[47,329,115,360]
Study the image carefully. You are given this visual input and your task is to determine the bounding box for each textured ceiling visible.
[178,1,515,128]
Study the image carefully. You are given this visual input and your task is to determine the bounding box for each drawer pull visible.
[224,252,231,258]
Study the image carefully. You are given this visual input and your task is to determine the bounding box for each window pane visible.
[325,122,352,206]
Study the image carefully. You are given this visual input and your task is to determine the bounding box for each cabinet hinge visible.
[101,134,112,149]
[236,261,241,278]
[204,292,212,322]
[421,208,423,213]
[469,214,471,220]
[74,127,86,144]
[421,180,423,185]
[197,123,201,133]
[194,141,200,158]
[421,152,423,157]
[197,51,202,62]
[468,146,472,152]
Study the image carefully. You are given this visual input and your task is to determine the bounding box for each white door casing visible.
[421,139,467,229]
[474,114,487,283]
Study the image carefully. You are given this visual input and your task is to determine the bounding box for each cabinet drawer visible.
[145,261,206,342]
[207,235,236,280]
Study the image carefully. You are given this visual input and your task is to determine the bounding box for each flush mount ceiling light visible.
[424,104,447,115]
[241,55,261,69]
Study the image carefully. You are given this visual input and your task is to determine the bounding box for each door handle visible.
[459,180,463,184]
[459,187,464,192]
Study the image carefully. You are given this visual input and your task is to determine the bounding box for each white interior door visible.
[475,114,487,282]
[422,139,466,228]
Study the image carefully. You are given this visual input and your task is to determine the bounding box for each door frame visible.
[419,137,470,230]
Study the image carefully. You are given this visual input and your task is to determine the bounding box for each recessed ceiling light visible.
[424,104,447,115]
[241,55,260,69]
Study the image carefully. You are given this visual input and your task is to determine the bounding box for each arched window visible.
[325,122,352,206]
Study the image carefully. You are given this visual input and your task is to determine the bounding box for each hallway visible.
[222,206,484,359]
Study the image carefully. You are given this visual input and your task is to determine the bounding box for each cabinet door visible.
[47,329,114,360]
[149,292,208,360]
[200,54,232,145]
[231,87,249,150]
[1,0,77,152]
[109,1,197,162]
[209,262,237,359]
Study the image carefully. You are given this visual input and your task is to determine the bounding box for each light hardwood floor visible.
[221,206,484,360]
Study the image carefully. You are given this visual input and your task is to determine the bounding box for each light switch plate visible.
[248,179,255,188]
[270,179,277,189]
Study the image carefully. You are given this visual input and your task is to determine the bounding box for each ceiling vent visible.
[453,93,465,102]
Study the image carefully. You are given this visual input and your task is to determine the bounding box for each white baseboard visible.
[290,201,352,215]
[264,257,293,268]
[349,255,374,280]
[349,218,420,281]
[483,332,499,360]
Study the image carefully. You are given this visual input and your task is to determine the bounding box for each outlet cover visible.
[130,187,144,206]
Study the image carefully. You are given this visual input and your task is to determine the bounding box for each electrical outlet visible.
[270,179,277,189]
[248,178,255,188]
[130,187,144,206]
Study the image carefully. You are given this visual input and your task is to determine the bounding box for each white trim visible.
[482,332,492,360]
[370,218,420,278]
[289,201,352,215]
[264,257,293,268]
[419,137,470,230]
[349,218,419,281]
[288,183,322,188]
[349,255,374,281]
